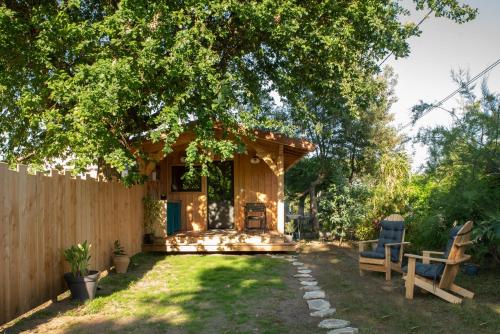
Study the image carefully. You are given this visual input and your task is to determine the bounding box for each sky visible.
[387,0,500,171]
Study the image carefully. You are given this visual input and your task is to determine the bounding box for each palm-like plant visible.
[63,241,91,277]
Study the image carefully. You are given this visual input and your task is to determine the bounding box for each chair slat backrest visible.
[439,221,473,288]
[245,202,266,214]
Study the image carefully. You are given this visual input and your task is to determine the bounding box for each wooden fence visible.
[0,163,145,325]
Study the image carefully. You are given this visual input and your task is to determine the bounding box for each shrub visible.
[318,184,367,243]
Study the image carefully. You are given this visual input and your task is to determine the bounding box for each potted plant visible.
[143,196,163,244]
[112,240,130,273]
[285,221,295,242]
[63,241,100,300]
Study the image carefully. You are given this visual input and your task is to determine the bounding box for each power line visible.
[400,56,500,131]
[379,9,433,67]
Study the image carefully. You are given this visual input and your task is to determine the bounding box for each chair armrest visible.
[452,255,471,264]
[422,250,445,255]
[422,250,444,264]
[384,242,411,247]
[404,253,449,263]
[357,239,378,253]
[456,241,473,247]
[356,239,379,244]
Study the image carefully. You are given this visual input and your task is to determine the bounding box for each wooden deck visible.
[142,230,297,253]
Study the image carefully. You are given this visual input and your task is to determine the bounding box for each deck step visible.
[143,242,297,253]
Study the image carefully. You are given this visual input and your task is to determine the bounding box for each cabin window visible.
[171,166,202,192]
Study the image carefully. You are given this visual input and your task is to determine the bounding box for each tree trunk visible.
[308,173,325,233]
[298,196,305,216]
[309,185,319,232]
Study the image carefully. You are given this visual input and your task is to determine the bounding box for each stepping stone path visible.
[298,277,316,282]
[280,255,358,333]
[311,308,337,317]
[318,319,350,329]
[307,299,331,311]
[328,327,359,334]
[300,280,318,286]
[303,290,326,299]
[294,273,312,278]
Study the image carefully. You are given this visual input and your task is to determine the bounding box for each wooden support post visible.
[422,251,431,264]
[385,245,392,281]
[405,257,416,299]
[277,145,285,234]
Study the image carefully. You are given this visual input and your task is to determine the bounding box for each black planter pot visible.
[463,263,480,276]
[64,270,100,300]
[143,233,154,244]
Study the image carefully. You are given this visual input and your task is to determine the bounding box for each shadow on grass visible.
[3,253,309,334]
[1,252,163,334]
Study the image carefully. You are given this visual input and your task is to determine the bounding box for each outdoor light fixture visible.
[180,156,187,163]
[250,155,260,164]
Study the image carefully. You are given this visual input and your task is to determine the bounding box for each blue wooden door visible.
[167,202,181,235]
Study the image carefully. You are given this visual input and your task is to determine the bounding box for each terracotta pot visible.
[113,255,130,273]
[64,270,100,300]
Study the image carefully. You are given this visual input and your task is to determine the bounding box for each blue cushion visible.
[360,250,385,259]
[403,263,442,280]
[444,225,463,258]
[360,220,405,263]
[375,220,405,262]
[404,225,464,279]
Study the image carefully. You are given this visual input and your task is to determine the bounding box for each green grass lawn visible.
[3,247,498,334]
[4,253,318,334]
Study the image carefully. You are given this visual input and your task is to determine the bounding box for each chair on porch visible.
[244,203,267,231]
[358,214,409,281]
[403,221,474,304]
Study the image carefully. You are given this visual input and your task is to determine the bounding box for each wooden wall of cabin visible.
[157,148,208,232]
[233,153,278,231]
[154,145,279,233]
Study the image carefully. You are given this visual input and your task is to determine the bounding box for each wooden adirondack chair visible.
[403,221,474,304]
[358,214,410,281]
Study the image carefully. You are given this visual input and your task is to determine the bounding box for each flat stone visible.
[310,308,337,317]
[327,327,358,334]
[303,290,326,299]
[318,319,351,329]
[300,281,318,286]
[292,262,304,266]
[298,269,312,274]
[293,273,312,278]
[307,299,331,311]
[298,277,315,282]
[285,258,295,262]
[301,285,322,291]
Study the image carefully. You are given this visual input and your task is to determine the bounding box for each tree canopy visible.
[0,0,476,176]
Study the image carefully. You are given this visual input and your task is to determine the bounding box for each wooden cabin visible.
[140,127,314,252]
